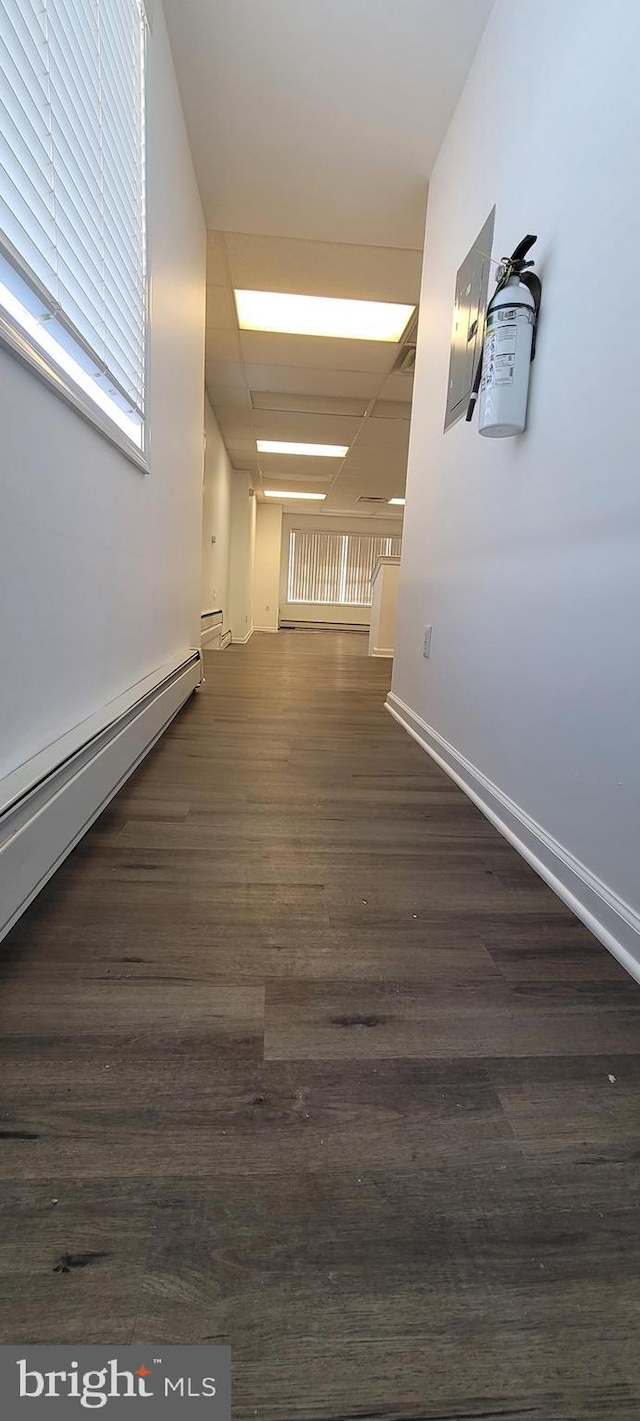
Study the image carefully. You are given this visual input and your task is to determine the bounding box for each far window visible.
[0,0,147,455]
[288,530,402,607]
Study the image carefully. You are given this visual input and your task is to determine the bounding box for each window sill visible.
[0,309,149,475]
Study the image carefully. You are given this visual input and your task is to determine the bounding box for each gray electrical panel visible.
[444,207,495,431]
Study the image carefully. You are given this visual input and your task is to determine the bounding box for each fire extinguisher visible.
[467,234,542,437]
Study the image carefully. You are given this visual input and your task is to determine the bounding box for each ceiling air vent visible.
[397,346,416,373]
[358,496,389,505]
[393,308,419,373]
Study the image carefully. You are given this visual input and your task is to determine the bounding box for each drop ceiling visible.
[162,0,494,514]
[203,230,421,515]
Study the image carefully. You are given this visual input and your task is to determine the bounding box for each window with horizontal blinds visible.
[288,530,402,606]
[0,0,147,450]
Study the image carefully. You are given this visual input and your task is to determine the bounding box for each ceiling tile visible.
[377,370,415,401]
[206,283,237,330]
[207,381,252,411]
[205,359,251,409]
[328,467,406,504]
[205,359,246,390]
[213,408,257,439]
[225,232,423,304]
[243,365,380,399]
[251,409,362,444]
[343,454,408,479]
[225,435,261,453]
[372,399,412,419]
[229,454,260,473]
[251,391,369,418]
[262,475,332,489]
[239,330,394,373]
[350,417,411,455]
[345,470,406,495]
[257,452,344,479]
[205,328,242,361]
[206,230,228,285]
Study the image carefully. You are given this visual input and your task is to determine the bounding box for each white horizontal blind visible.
[0,0,146,423]
[288,530,401,606]
[345,533,401,604]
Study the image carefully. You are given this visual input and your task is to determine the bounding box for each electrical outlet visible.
[423,625,433,659]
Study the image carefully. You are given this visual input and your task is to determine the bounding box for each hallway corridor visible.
[1,633,640,1417]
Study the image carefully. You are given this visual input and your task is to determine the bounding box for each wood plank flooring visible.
[1,630,640,1419]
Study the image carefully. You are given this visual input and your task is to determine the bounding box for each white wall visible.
[0,1,206,782]
[253,503,283,632]
[201,397,232,626]
[369,557,401,658]
[228,473,257,642]
[392,0,640,970]
[279,513,403,627]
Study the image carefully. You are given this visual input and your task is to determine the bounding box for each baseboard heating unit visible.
[279,621,368,633]
[0,650,201,944]
[201,609,230,651]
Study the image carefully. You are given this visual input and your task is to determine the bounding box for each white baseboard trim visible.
[370,647,394,658]
[253,626,279,634]
[232,628,253,644]
[386,690,640,984]
[0,651,202,944]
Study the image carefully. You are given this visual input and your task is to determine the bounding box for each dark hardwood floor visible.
[1,631,640,1419]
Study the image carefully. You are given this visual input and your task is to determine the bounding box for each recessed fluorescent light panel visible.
[388,497,406,505]
[257,440,348,458]
[264,490,326,500]
[236,290,415,342]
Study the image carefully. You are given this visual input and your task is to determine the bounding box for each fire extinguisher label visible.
[489,306,533,326]
[482,323,517,390]
[495,352,516,384]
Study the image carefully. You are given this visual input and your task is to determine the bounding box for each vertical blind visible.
[288,530,402,606]
[0,0,147,425]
